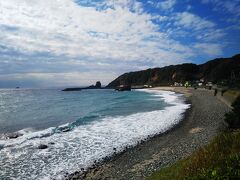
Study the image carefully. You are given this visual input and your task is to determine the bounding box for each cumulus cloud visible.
[201,0,240,17]
[171,11,225,43]
[175,12,215,30]
[157,0,176,11]
[0,0,230,87]
[194,43,223,56]
[0,0,192,62]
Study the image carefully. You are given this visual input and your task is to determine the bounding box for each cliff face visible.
[107,54,240,88]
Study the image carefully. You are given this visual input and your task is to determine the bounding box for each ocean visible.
[0,88,189,179]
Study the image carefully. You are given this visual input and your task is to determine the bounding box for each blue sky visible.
[0,0,239,87]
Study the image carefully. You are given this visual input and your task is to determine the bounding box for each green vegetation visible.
[148,96,240,180]
[225,90,240,98]
[148,131,240,180]
[225,96,240,129]
[107,54,240,88]
[224,90,240,104]
[226,90,240,98]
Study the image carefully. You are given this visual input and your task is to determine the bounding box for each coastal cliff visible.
[107,54,240,88]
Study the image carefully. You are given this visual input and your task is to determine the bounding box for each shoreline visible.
[67,87,230,179]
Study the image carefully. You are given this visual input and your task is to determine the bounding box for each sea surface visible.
[0,88,190,179]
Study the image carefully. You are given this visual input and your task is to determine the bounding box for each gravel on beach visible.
[67,87,230,180]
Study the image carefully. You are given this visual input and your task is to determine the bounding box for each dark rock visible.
[103,156,110,162]
[38,144,48,149]
[84,81,102,89]
[62,88,82,91]
[0,144,4,150]
[8,133,23,139]
[62,81,103,91]
[95,81,101,88]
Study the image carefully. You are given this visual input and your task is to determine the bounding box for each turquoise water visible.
[0,89,189,179]
[0,89,168,133]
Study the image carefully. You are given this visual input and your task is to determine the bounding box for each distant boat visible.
[115,85,131,91]
[16,87,20,89]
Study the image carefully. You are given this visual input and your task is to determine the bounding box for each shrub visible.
[225,96,240,129]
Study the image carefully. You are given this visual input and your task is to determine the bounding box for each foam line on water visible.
[136,89,182,104]
[0,90,190,179]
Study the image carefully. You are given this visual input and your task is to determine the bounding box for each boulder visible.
[8,133,23,139]
[38,144,48,149]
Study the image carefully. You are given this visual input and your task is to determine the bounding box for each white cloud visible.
[201,0,240,17]
[0,0,195,67]
[175,12,215,30]
[196,29,225,41]
[157,0,176,11]
[147,1,154,5]
[0,72,117,87]
[151,15,168,22]
[0,0,191,63]
[167,11,226,43]
[0,0,227,86]
[194,43,223,56]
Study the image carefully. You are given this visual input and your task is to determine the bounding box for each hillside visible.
[107,54,240,88]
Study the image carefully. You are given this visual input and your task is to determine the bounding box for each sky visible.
[0,0,239,88]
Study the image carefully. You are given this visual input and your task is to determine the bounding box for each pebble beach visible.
[68,87,230,179]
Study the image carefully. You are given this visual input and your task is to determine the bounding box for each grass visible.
[225,90,240,98]
[147,130,240,180]
[224,89,240,104]
[148,95,240,180]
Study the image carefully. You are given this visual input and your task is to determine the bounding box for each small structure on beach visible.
[115,85,131,91]
[174,82,183,87]
[205,82,213,90]
[144,84,152,88]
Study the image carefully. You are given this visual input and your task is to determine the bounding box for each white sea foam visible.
[0,90,190,179]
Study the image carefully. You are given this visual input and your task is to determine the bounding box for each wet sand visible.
[67,87,230,180]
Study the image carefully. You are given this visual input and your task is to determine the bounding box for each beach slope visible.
[68,87,230,179]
